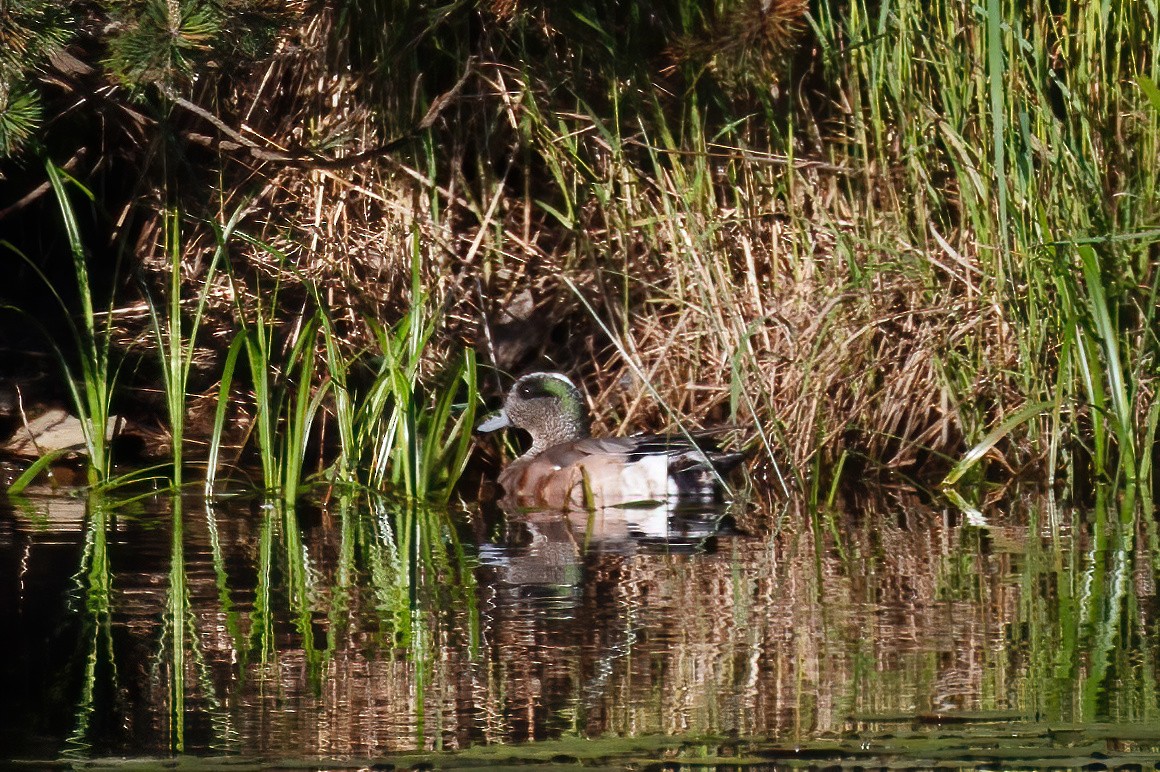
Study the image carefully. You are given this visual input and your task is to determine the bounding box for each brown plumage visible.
[477,373,746,509]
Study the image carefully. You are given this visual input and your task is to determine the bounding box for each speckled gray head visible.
[476,372,591,454]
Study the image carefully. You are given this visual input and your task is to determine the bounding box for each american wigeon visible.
[477,372,746,509]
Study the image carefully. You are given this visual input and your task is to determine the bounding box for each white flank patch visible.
[617,454,672,502]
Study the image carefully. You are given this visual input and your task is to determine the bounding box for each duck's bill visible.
[475,410,511,433]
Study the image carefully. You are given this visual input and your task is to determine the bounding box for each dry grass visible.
[75,0,1154,493]
[113,16,1008,485]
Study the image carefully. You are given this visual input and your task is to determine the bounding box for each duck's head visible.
[476,372,591,454]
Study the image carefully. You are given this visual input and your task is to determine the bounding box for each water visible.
[3,488,1160,767]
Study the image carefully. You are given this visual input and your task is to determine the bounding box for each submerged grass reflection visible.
[934,489,1160,726]
[65,498,115,757]
[6,484,1160,763]
[49,490,480,755]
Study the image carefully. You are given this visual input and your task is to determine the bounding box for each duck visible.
[476,372,746,509]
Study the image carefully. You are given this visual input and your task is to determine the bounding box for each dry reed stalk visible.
[108,4,1031,486]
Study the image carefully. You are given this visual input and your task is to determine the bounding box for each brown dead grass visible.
[109,7,1024,487]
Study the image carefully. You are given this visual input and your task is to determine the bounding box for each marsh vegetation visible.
[1,0,1159,766]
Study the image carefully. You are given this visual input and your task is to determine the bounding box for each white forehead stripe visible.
[541,372,576,389]
[517,372,577,389]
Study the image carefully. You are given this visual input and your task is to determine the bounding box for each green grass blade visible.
[1078,245,1134,472]
[942,401,1054,486]
[1139,75,1160,112]
[985,0,1010,265]
[205,333,245,496]
[6,448,74,494]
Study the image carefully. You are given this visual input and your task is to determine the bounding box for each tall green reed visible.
[3,162,116,489]
[47,163,114,483]
[812,0,1159,498]
[214,247,327,504]
[317,234,478,501]
[146,209,239,488]
[205,230,478,504]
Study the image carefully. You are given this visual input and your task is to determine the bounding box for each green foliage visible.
[808,0,1159,498]
[42,163,115,483]
[146,208,234,489]
[0,1,75,157]
[215,237,328,503]
[319,236,480,502]
[363,320,478,501]
[0,84,43,156]
[0,0,74,110]
[0,0,291,156]
[104,0,223,88]
[0,0,72,65]
[200,231,478,504]
[103,0,290,89]
[2,163,126,490]
[5,447,73,495]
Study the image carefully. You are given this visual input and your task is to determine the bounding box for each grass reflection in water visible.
[1,488,1159,766]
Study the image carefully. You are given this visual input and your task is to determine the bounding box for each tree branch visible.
[162,57,476,169]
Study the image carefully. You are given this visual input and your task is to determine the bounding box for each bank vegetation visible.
[1,0,1157,505]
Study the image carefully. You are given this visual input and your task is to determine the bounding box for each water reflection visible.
[1,489,1159,762]
[481,505,722,591]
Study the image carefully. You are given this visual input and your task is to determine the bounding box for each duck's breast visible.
[497,456,585,509]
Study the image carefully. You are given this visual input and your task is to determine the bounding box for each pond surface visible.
[2,487,1160,768]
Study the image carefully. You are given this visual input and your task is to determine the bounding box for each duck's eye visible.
[517,382,541,400]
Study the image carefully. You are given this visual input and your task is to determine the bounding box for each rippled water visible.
[2,488,1160,766]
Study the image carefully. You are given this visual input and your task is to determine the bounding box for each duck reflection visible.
[472,499,741,740]
[478,501,733,601]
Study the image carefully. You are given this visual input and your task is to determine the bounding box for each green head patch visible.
[516,373,577,402]
[510,372,589,434]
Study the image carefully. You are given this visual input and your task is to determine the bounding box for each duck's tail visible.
[669,447,748,500]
